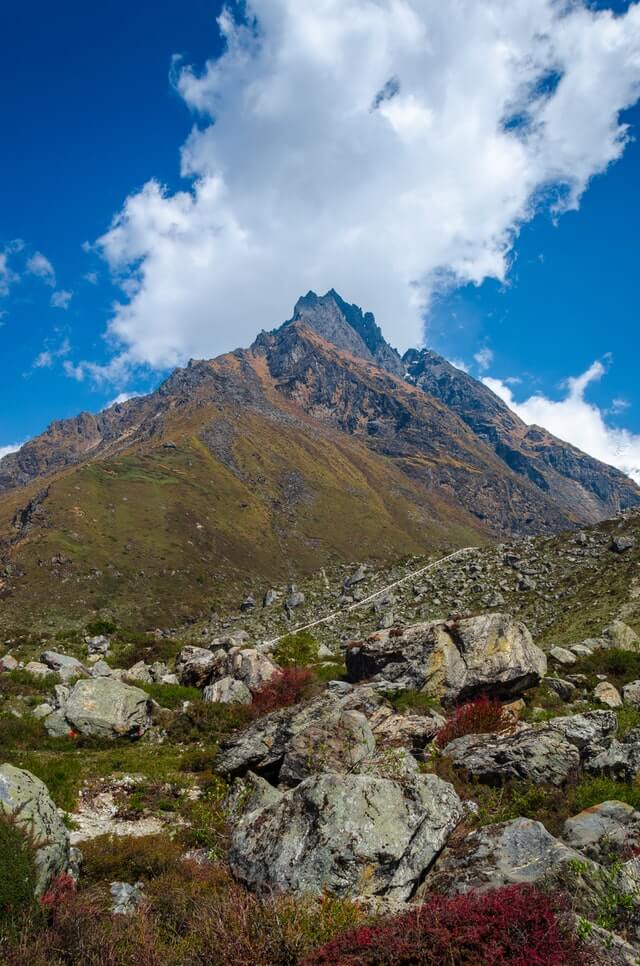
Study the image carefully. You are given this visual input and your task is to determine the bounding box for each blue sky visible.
[1,0,640,478]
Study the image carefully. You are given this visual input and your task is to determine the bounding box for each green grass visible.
[137,681,201,709]
[0,815,37,935]
[389,689,443,716]
[273,631,319,668]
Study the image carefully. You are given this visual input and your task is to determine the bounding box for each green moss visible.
[273,631,319,668]
[0,815,37,935]
[389,689,443,716]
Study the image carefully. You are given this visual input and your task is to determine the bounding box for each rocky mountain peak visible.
[282,289,404,376]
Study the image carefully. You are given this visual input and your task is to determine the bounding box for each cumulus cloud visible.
[105,391,143,408]
[474,347,494,371]
[50,289,73,309]
[26,251,56,287]
[83,0,640,379]
[483,362,640,482]
[0,240,24,296]
[32,337,71,370]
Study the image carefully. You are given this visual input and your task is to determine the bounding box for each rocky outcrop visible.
[0,764,70,896]
[346,613,546,703]
[562,801,640,861]
[229,771,463,900]
[442,726,581,786]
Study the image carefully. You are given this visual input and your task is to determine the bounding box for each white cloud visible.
[32,337,71,370]
[26,251,56,287]
[77,0,640,379]
[483,362,640,483]
[50,289,73,309]
[0,240,24,296]
[105,391,142,408]
[84,271,98,285]
[450,358,470,373]
[0,443,21,461]
[474,347,494,371]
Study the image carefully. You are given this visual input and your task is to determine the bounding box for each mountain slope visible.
[0,289,638,632]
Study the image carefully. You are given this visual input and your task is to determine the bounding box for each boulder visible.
[623,681,640,707]
[611,536,636,554]
[24,661,56,679]
[442,726,580,786]
[86,635,110,656]
[0,764,70,896]
[203,676,252,705]
[279,709,375,785]
[52,678,152,739]
[586,735,640,782]
[224,648,278,691]
[40,651,86,680]
[548,710,618,759]
[423,818,587,895]
[0,654,18,672]
[346,614,546,704]
[562,801,640,861]
[175,646,220,687]
[215,686,385,780]
[603,621,639,652]
[229,771,463,899]
[549,646,576,666]
[344,565,367,589]
[545,677,576,700]
[593,681,623,708]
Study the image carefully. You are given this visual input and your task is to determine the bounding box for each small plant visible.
[302,884,592,965]
[136,681,201,709]
[80,833,183,884]
[273,631,319,668]
[389,689,443,716]
[435,695,512,748]
[40,873,76,910]
[250,667,316,716]
[84,619,117,637]
[0,814,37,936]
[572,776,640,813]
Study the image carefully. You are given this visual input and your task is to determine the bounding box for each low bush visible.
[435,695,511,748]
[302,884,593,966]
[273,631,319,668]
[0,815,37,937]
[167,699,251,744]
[80,834,184,885]
[389,689,443,716]
[577,648,640,686]
[250,667,316,716]
[136,681,201,709]
[572,776,640,813]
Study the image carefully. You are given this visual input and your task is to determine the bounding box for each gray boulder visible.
[593,681,623,708]
[623,681,640,707]
[346,613,546,704]
[279,709,375,785]
[50,678,152,739]
[549,646,576,666]
[443,726,580,786]
[586,735,640,782]
[603,620,639,652]
[203,676,252,705]
[175,646,220,687]
[25,661,56,679]
[224,648,278,690]
[229,771,462,899]
[86,635,110,656]
[562,801,640,861]
[548,710,618,759]
[424,818,587,895]
[40,651,86,681]
[0,764,70,896]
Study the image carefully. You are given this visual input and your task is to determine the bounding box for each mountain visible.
[0,289,638,632]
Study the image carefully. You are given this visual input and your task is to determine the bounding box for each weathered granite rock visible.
[593,681,623,708]
[50,678,152,739]
[224,648,278,690]
[40,651,86,679]
[562,801,640,861]
[0,654,18,672]
[423,818,587,894]
[549,646,576,666]
[25,661,56,679]
[623,681,640,707]
[443,726,580,786]
[548,710,618,760]
[0,764,70,896]
[346,613,546,704]
[603,620,639,652]
[203,676,252,705]
[229,771,463,899]
[586,735,640,782]
[279,709,375,785]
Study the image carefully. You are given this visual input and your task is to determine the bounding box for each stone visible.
[175,646,220,687]
[40,651,85,676]
[593,681,623,708]
[216,686,385,780]
[443,726,580,786]
[263,589,278,607]
[33,703,54,719]
[110,881,145,915]
[424,818,588,895]
[571,644,595,657]
[58,678,152,739]
[549,646,576,666]
[0,764,70,896]
[86,635,110,656]
[0,654,18,672]
[623,681,640,707]
[545,677,576,700]
[240,595,256,612]
[366,705,445,752]
[344,564,367,589]
[586,736,640,782]
[548,710,618,759]
[203,676,252,705]
[279,709,376,785]
[224,648,279,691]
[125,661,154,684]
[346,613,546,704]
[611,536,636,554]
[603,620,639,652]
[562,801,640,861]
[24,660,56,679]
[229,771,463,900]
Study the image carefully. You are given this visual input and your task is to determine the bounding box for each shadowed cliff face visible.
[0,290,637,630]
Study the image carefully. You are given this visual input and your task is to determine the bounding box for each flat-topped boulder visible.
[45,677,152,739]
[346,613,546,704]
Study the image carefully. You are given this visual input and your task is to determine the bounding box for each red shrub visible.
[250,667,315,717]
[435,694,510,748]
[40,872,76,910]
[302,885,592,966]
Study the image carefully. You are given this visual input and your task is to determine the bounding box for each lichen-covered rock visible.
[40,651,86,681]
[623,681,640,707]
[548,710,618,759]
[0,764,70,896]
[443,726,580,786]
[585,735,640,782]
[593,681,623,708]
[229,771,463,899]
[562,801,640,861]
[346,613,546,704]
[215,686,384,780]
[203,676,252,705]
[603,620,639,652]
[50,678,152,739]
[223,648,278,690]
[423,818,587,895]
[279,709,375,785]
